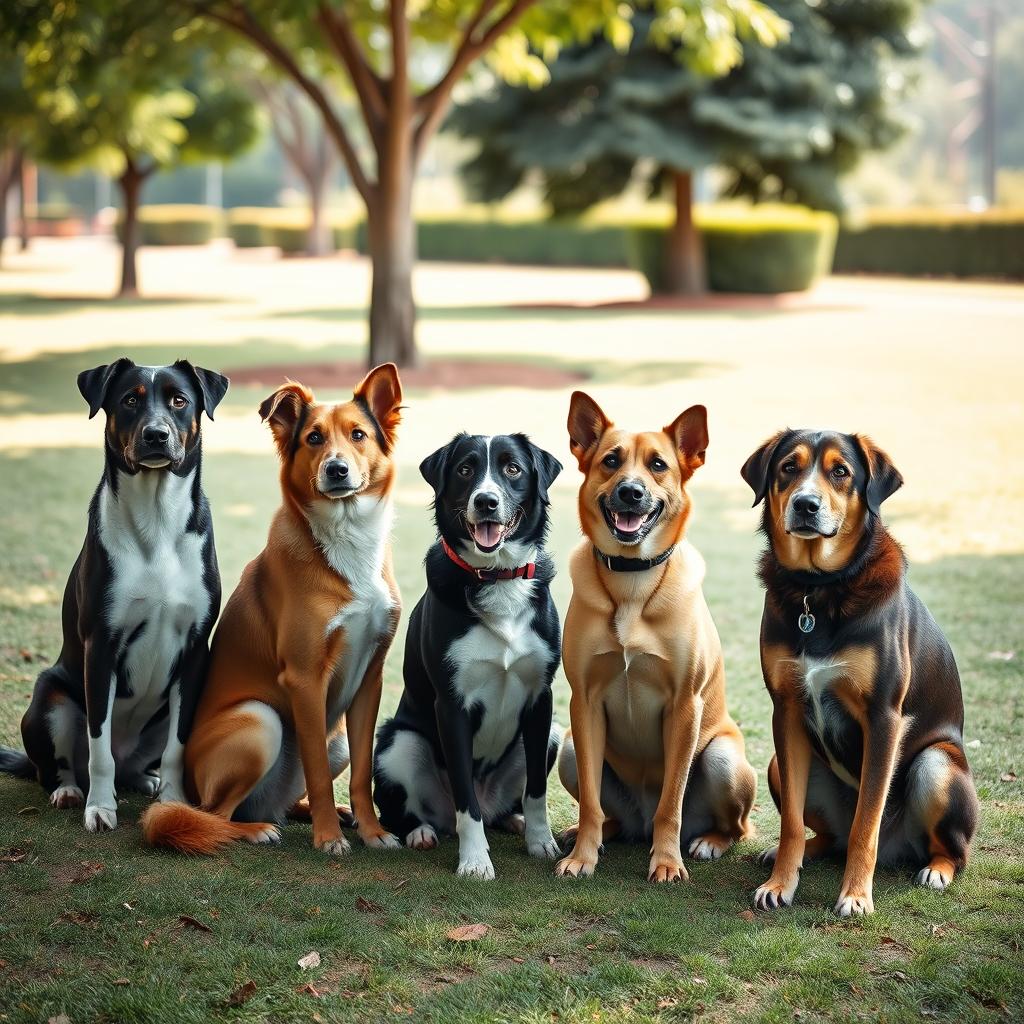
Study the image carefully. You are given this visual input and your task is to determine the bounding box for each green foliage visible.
[225,207,358,252]
[834,209,1024,278]
[114,205,223,245]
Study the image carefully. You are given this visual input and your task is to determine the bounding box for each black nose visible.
[324,459,349,481]
[473,491,500,514]
[616,481,646,506]
[793,493,821,515]
[142,424,170,445]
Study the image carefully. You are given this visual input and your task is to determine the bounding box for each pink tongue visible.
[475,522,503,547]
[615,512,643,533]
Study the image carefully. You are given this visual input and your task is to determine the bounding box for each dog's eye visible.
[650,457,668,473]
[170,394,188,409]
[781,460,798,474]
[503,463,521,478]
[602,453,619,469]
[123,394,138,408]
[458,464,473,478]
[307,430,324,446]
[352,429,366,442]
[831,464,849,479]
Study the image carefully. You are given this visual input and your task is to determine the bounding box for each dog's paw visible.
[406,824,438,850]
[456,852,495,880]
[555,853,596,879]
[501,813,526,835]
[526,832,561,860]
[248,825,281,845]
[316,836,351,857]
[915,863,953,890]
[753,874,798,910]
[130,773,162,798]
[84,804,118,832]
[51,785,84,809]
[835,890,874,917]
[363,830,401,850]
[757,845,778,866]
[648,856,688,884]
[688,834,731,862]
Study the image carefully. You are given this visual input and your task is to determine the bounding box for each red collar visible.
[441,537,536,582]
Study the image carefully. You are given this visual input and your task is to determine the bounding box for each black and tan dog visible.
[742,429,978,916]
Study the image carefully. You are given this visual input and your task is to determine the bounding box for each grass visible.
[1,241,1023,1023]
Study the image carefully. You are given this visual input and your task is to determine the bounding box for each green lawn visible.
[1,243,1022,1023]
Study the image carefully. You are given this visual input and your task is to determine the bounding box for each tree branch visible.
[315,2,387,129]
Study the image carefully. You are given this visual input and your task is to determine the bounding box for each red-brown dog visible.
[143,365,403,855]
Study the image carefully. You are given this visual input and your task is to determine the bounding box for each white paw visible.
[364,831,402,850]
[456,852,495,880]
[51,785,84,809]
[915,867,951,891]
[317,837,351,857]
[84,804,118,832]
[526,833,561,860]
[688,836,726,861]
[753,876,798,910]
[249,825,281,845]
[406,824,438,850]
[757,845,778,866]
[835,892,874,917]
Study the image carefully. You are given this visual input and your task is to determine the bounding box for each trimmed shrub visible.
[834,210,1024,279]
[226,208,268,248]
[117,205,221,245]
[628,207,837,293]
[225,207,360,253]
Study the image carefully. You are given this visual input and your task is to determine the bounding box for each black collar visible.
[593,544,675,573]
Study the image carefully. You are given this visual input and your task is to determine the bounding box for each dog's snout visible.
[324,459,349,482]
[616,480,646,506]
[792,492,821,516]
[142,423,170,445]
[473,491,500,515]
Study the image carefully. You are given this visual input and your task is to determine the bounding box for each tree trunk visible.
[117,164,143,298]
[17,154,29,251]
[306,170,333,257]
[664,170,706,295]
[0,148,15,270]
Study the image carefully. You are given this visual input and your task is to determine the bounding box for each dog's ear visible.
[513,435,562,505]
[77,358,135,419]
[740,431,789,507]
[354,362,402,453]
[567,391,611,469]
[854,435,903,515]
[258,380,314,455]
[664,405,708,472]
[174,360,229,421]
[419,437,457,496]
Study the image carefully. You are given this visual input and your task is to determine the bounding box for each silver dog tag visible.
[798,595,815,634]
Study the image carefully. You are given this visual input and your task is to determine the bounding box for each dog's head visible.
[78,358,228,472]
[741,429,902,571]
[567,391,708,557]
[420,433,562,569]
[259,364,402,507]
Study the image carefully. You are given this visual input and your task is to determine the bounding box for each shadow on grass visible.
[0,293,231,316]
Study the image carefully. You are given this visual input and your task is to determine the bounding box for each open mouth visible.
[466,508,523,553]
[601,498,663,545]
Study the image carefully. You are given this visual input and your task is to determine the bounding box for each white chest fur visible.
[446,577,549,766]
[308,495,395,726]
[796,655,860,790]
[98,469,209,753]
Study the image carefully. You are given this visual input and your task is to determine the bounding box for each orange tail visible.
[141,801,279,855]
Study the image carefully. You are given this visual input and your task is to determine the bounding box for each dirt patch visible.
[224,358,586,393]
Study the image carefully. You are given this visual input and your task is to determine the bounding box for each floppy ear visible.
[567,391,611,469]
[419,438,458,497]
[174,360,229,420]
[513,435,562,505]
[258,380,314,455]
[740,431,789,507]
[664,405,708,472]
[854,435,903,515]
[77,358,135,419]
[354,362,402,453]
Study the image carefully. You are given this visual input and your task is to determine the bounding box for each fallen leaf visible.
[112,979,130,987]
[657,997,678,1009]
[445,923,490,941]
[70,861,104,883]
[56,911,97,926]
[226,980,257,1007]
[965,738,981,748]
[891,970,909,983]
[298,951,321,970]
[692,977,707,985]
[17,806,39,816]
[512,956,525,963]
[355,896,384,914]
[1,847,28,863]
[850,984,865,996]
[296,982,322,998]
[987,650,1015,661]
[738,909,756,922]
[123,902,134,911]
[177,914,213,933]
[999,772,1017,782]
[48,1016,71,1024]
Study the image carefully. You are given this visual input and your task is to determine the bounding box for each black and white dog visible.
[0,359,227,832]
[373,433,563,879]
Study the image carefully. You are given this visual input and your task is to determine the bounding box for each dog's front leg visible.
[836,708,903,917]
[555,688,606,879]
[436,700,493,879]
[649,698,702,883]
[521,685,559,859]
[83,639,118,832]
[157,641,206,804]
[754,696,812,909]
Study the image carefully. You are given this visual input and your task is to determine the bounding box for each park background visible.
[1,2,1022,1022]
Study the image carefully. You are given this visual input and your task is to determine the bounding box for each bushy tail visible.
[141,801,279,855]
[0,746,35,781]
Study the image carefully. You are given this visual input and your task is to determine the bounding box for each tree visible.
[450,0,924,293]
[0,58,37,268]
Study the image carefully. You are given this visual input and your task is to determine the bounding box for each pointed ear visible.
[664,405,708,471]
[174,360,229,420]
[258,380,314,455]
[514,435,562,505]
[354,362,402,453]
[854,435,903,515]
[420,438,457,496]
[567,391,611,469]
[77,358,135,418]
[740,431,788,507]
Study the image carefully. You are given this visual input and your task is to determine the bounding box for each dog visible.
[555,392,756,882]
[741,429,979,916]
[372,432,564,879]
[141,365,403,855]
[0,359,227,832]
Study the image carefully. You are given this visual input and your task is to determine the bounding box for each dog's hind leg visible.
[288,728,356,827]
[555,729,632,848]
[22,672,86,808]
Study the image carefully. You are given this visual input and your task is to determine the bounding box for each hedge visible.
[117,205,221,245]
[833,210,1024,279]
[226,207,357,252]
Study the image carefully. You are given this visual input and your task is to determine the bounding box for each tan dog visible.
[555,392,755,882]
[142,365,403,855]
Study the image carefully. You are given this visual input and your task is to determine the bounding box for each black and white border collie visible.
[373,433,563,879]
[0,359,227,831]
